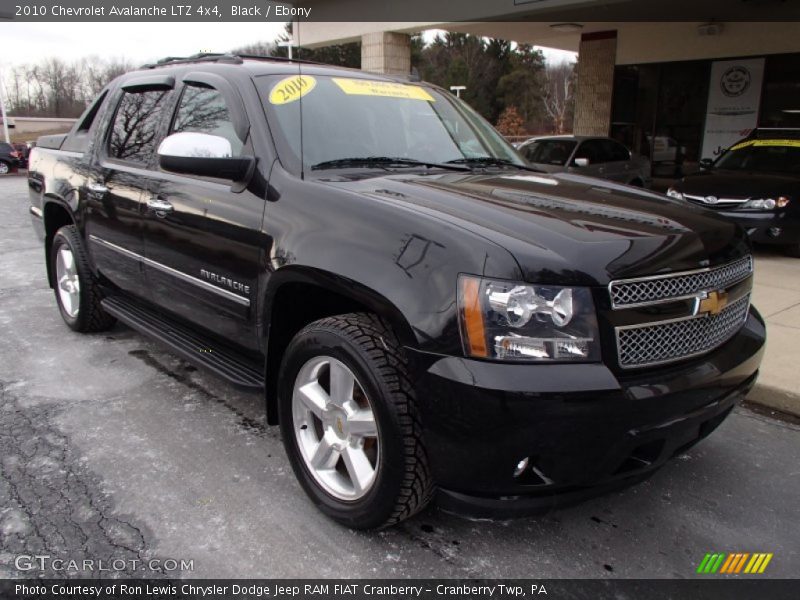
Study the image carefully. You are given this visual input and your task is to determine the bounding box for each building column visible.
[573,31,618,136]
[361,32,411,76]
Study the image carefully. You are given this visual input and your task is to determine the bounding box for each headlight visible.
[458,275,601,362]
[741,197,790,210]
[666,188,683,200]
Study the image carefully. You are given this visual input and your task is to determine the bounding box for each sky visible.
[0,22,288,69]
[0,22,577,71]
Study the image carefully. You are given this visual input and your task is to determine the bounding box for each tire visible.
[784,243,800,258]
[278,313,433,529]
[0,161,10,175]
[50,225,116,332]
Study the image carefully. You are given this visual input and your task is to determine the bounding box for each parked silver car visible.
[517,136,652,187]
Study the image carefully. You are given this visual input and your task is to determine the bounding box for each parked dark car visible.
[517,135,652,187]
[0,141,20,174]
[12,142,30,169]
[28,54,764,529]
[668,129,800,257]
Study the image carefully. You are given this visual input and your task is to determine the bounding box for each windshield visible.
[257,74,525,173]
[715,139,800,174]
[519,140,577,166]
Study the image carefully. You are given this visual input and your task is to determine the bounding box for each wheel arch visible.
[42,199,77,288]
[262,266,417,425]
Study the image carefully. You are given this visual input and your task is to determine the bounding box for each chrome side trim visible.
[88,234,250,307]
[29,206,43,219]
[89,234,141,262]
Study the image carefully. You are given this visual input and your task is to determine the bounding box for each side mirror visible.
[573,157,590,168]
[158,132,254,181]
[699,158,714,169]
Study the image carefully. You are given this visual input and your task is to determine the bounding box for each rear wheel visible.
[50,225,116,332]
[278,313,433,529]
[0,161,10,175]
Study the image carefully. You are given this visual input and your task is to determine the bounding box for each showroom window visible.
[611,61,709,178]
[760,54,800,128]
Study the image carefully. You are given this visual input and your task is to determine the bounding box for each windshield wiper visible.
[311,156,470,172]
[447,157,543,172]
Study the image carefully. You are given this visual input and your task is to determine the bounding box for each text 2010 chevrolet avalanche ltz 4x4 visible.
[27,55,765,529]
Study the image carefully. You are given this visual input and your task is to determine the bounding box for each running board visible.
[102,295,265,391]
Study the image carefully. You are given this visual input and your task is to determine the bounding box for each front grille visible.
[616,293,751,368]
[684,194,747,209]
[609,256,753,308]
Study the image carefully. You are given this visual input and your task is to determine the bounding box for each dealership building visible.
[294,0,800,176]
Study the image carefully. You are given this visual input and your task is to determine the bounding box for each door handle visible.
[87,182,108,197]
[146,198,174,216]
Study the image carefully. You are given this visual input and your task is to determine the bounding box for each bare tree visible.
[4,56,134,117]
[543,61,576,134]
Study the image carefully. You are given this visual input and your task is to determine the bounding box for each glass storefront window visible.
[760,54,800,128]
[611,61,709,180]
[612,52,800,185]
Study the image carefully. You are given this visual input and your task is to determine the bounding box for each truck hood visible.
[320,170,750,285]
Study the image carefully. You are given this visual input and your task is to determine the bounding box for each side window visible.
[171,84,243,156]
[109,89,170,164]
[606,140,631,162]
[575,140,607,164]
[77,91,108,133]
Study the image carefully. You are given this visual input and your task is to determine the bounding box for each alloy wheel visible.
[56,246,80,318]
[292,355,380,500]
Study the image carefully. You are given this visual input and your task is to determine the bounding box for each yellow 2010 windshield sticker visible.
[269,75,317,105]
[730,139,800,151]
[332,77,435,102]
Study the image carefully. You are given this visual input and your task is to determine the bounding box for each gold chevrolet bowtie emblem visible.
[698,290,729,316]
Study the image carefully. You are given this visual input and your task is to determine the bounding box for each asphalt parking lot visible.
[1,174,798,579]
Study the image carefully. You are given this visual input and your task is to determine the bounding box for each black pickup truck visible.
[28,54,765,529]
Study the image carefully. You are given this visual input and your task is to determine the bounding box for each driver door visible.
[142,76,265,352]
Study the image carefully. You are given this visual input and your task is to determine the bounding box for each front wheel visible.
[278,313,433,529]
[50,225,116,332]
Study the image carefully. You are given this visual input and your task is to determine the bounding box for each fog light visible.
[769,227,782,238]
[513,457,530,478]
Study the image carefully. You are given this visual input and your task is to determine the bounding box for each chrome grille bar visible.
[609,256,753,309]
[616,294,751,369]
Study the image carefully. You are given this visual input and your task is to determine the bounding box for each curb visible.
[746,382,800,418]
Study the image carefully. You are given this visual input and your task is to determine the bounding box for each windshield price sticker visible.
[332,78,435,102]
[269,75,317,105]
[730,139,800,151]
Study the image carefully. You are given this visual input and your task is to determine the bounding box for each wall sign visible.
[701,58,765,161]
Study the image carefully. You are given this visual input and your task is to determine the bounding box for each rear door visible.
[603,139,635,182]
[572,139,627,182]
[142,73,265,352]
[85,81,173,296]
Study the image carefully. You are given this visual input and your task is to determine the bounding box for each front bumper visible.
[713,210,800,245]
[408,308,765,517]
